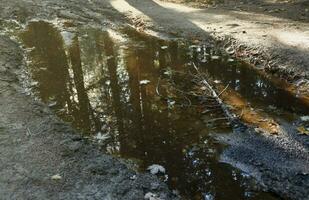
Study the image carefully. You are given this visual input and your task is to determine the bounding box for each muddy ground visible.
[0,1,178,199]
[0,36,178,199]
[0,0,308,200]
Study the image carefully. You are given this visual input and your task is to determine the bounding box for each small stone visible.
[51,174,62,180]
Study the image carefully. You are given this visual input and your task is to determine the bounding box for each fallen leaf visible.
[94,132,109,141]
[140,80,151,85]
[211,55,220,60]
[297,126,309,135]
[147,164,165,175]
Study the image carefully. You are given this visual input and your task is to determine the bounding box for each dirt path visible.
[111,0,309,90]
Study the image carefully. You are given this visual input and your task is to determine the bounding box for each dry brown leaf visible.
[297,126,309,136]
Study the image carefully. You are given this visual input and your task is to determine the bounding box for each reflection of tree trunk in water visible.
[230,63,237,90]
[20,21,75,118]
[102,33,125,149]
[126,53,144,157]
[82,31,110,132]
[69,36,92,132]
[169,42,179,70]
[159,47,167,69]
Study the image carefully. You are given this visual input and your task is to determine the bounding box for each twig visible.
[192,62,237,124]
[26,127,32,136]
[202,108,223,114]
[205,117,228,123]
[218,83,229,97]
[156,76,163,98]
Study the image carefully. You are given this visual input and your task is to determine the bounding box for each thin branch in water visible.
[192,62,237,124]
[156,76,164,98]
[218,83,230,97]
[202,108,223,114]
[204,117,228,123]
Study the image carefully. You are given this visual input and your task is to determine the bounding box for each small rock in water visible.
[161,46,168,50]
[147,164,165,175]
[51,174,62,180]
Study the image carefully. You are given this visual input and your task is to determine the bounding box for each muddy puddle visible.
[17,21,309,200]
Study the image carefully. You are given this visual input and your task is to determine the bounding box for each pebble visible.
[51,174,62,180]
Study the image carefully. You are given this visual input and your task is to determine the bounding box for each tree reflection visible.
[20,21,75,119]
[21,22,284,200]
[68,35,93,132]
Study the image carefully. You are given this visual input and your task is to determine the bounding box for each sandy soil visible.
[0,0,308,199]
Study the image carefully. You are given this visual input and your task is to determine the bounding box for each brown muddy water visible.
[18,21,308,200]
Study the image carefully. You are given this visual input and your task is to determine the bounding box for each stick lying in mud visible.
[192,62,237,125]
